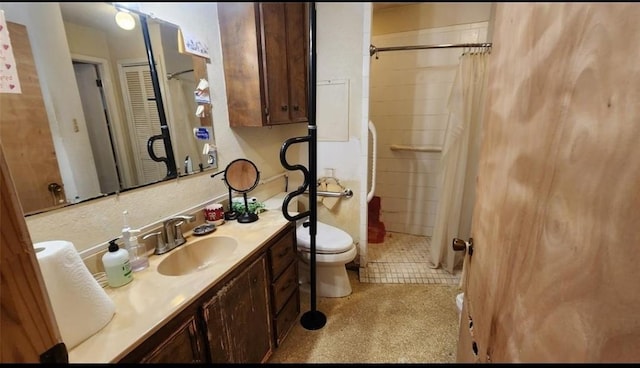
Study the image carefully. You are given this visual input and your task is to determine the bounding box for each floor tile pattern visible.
[359,232,462,285]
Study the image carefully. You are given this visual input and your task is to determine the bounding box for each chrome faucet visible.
[163,214,196,250]
[143,214,196,255]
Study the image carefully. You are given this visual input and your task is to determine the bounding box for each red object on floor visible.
[368,196,386,243]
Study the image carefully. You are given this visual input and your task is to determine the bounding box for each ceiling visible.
[59,2,121,32]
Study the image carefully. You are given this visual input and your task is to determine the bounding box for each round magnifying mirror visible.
[224,158,260,223]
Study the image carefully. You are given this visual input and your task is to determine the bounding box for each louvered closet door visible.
[122,65,165,184]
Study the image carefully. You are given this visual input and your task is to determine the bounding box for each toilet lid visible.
[296,222,353,254]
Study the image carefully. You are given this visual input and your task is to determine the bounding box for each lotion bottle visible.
[122,210,148,272]
[102,239,133,288]
[127,230,148,272]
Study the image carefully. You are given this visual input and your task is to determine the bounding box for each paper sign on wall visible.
[178,28,210,59]
[0,10,21,94]
[317,79,349,142]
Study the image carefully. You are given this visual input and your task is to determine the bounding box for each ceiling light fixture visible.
[115,10,136,31]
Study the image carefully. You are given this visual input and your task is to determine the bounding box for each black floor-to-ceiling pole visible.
[140,15,177,179]
[279,2,326,330]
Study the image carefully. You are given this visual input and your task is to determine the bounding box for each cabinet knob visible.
[281,105,288,111]
[292,105,299,111]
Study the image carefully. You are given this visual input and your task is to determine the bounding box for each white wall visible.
[314,3,371,260]
[370,22,488,236]
[372,2,492,36]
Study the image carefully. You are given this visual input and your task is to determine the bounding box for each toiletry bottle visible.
[127,229,149,272]
[122,210,148,272]
[102,239,133,288]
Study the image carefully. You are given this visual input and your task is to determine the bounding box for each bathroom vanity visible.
[68,210,299,363]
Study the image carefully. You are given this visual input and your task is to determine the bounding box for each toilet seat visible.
[296,221,353,254]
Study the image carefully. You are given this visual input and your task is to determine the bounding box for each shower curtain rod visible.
[167,68,194,80]
[369,42,492,57]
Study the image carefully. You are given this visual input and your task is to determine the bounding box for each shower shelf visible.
[390,144,442,152]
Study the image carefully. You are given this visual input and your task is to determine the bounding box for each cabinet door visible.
[202,292,231,364]
[202,256,273,363]
[260,2,290,125]
[260,2,308,126]
[226,256,273,363]
[284,2,308,123]
[140,316,205,363]
[217,2,265,127]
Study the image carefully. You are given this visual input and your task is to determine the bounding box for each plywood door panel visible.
[0,22,65,214]
[458,3,640,363]
[0,144,66,362]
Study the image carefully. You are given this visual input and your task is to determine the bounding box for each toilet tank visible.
[263,192,298,214]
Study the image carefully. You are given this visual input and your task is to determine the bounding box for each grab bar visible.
[367,120,377,203]
[304,189,353,198]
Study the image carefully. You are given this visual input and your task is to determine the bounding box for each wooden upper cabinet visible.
[218,2,309,127]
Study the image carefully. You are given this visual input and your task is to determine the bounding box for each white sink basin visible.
[157,236,238,276]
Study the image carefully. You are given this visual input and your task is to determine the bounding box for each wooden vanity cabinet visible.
[217,2,309,127]
[267,223,300,346]
[202,255,273,363]
[118,222,298,364]
[119,303,207,363]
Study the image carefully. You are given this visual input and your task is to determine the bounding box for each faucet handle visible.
[174,221,187,247]
[143,231,168,255]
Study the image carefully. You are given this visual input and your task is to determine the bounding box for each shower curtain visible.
[429,51,489,273]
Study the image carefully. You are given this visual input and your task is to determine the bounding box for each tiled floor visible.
[359,231,462,285]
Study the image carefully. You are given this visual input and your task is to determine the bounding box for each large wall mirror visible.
[0,2,217,215]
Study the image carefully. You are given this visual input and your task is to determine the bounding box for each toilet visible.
[263,192,357,298]
[296,221,357,298]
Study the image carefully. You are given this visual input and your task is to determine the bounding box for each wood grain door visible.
[457,3,640,363]
[0,22,66,214]
[1,144,67,362]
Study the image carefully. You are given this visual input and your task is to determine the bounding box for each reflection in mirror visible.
[0,2,216,215]
[224,159,260,224]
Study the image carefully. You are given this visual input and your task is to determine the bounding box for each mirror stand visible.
[236,193,258,224]
[223,158,260,224]
[224,185,238,221]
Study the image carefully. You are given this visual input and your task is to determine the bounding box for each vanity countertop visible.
[68,210,290,363]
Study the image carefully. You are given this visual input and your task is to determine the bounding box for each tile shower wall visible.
[369,22,488,237]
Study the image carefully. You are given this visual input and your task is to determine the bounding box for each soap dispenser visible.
[102,239,133,288]
[122,210,148,272]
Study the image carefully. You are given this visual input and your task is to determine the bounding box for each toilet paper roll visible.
[34,240,115,350]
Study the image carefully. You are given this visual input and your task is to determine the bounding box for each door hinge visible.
[95,79,103,87]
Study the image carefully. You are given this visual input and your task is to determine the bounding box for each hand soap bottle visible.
[102,239,133,288]
[122,210,149,272]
